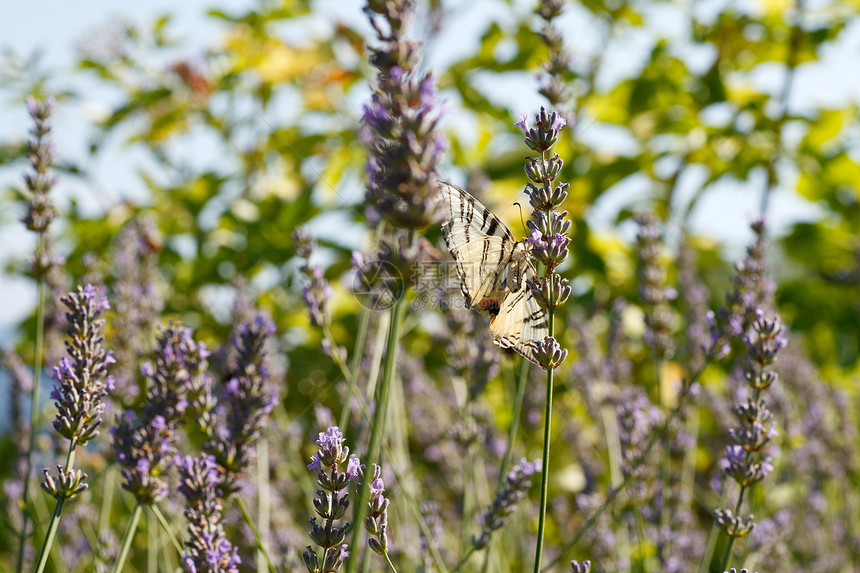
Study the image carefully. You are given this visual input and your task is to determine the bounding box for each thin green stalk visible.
[16,276,46,573]
[718,484,748,571]
[150,504,183,555]
[532,306,555,573]
[257,441,271,573]
[339,301,372,429]
[114,503,143,573]
[480,357,530,573]
[34,441,77,573]
[98,465,117,541]
[347,294,406,573]
[383,553,399,573]
[236,496,278,573]
[148,510,157,573]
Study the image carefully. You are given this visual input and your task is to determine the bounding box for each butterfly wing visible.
[438,181,518,313]
[490,249,549,365]
[438,181,549,364]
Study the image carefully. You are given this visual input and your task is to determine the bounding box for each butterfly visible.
[437,181,549,365]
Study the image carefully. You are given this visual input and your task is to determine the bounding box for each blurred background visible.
[2,0,860,571]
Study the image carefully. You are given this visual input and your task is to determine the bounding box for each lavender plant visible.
[716,312,786,569]
[110,323,213,570]
[515,106,572,572]
[204,315,277,497]
[16,96,60,573]
[304,427,359,573]
[35,285,114,573]
[177,454,241,573]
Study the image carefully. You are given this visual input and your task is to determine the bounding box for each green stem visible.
[533,304,555,573]
[16,276,46,573]
[257,440,271,573]
[347,294,406,573]
[383,552,399,573]
[236,496,278,573]
[481,357,531,573]
[151,504,183,556]
[148,509,157,573]
[34,440,77,573]
[114,503,143,573]
[339,301,372,430]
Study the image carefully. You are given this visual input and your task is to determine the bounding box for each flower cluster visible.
[715,313,786,541]
[362,0,447,229]
[111,216,164,399]
[204,315,277,496]
[22,97,61,279]
[473,458,540,549]
[635,212,676,359]
[49,285,115,447]
[177,454,241,573]
[708,219,775,358]
[112,323,213,504]
[517,107,573,369]
[535,0,573,107]
[303,426,360,573]
[294,227,334,328]
[363,464,391,555]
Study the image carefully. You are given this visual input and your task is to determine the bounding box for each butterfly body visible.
[437,181,549,365]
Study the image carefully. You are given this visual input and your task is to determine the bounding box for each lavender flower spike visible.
[178,455,241,573]
[49,284,115,447]
[304,426,357,573]
[364,464,391,555]
[474,458,540,549]
[205,314,277,496]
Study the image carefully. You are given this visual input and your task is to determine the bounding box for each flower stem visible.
[481,356,531,573]
[237,496,278,573]
[383,552,399,573]
[34,440,77,573]
[15,276,46,573]
[113,502,143,573]
[533,306,555,573]
[347,293,406,573]
[150,504,183,556]
[339,300,372,430]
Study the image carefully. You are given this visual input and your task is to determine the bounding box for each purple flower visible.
[204,315,277,496]
[474,458,541,549]
[49,285,114,447]
[177,455,240,573]
[362,0,446,230]
[304,426,357,573]
[364,465,391,555]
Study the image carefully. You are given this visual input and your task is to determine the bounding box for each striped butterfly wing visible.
[438,181,549,365]
[489,243,549,366]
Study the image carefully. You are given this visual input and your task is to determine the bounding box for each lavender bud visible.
[50,284,114,446]
[474,458,540,549]
[529,336,568,370]
[714,508,755,538]
[527,274,571,310]
[364,464,391,555]
[525,179,568,211]
[41,465,88,500]
[526,211,572,239]
[570,560,592,573]
[177,455,241,573]
[514,106,566,152]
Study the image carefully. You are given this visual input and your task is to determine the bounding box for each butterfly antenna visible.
[513,202,529,235]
